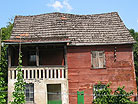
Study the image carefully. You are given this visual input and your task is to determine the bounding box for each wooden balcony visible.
[9,66,67,80]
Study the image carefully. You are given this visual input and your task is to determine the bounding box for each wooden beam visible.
[36,46,39,66]
[8,45,11,67]
[64,45,68,67]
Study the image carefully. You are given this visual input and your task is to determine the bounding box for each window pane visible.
[92,57,99,68]
[92,51,96,58]
[99,57,104,68]
[99,51,103,57]
[30,93,34,98]
[30,98,34,101]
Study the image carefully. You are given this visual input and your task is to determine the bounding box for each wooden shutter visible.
[77,91,84,104]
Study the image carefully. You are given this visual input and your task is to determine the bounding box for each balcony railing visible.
[9,66,67,80]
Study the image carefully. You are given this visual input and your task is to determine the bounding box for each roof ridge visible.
[15,12,118,18]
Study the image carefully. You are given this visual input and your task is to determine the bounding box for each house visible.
[5,12,137,104]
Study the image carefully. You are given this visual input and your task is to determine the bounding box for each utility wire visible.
[0,91,137,96]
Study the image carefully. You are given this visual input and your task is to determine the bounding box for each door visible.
[47,84,62,104]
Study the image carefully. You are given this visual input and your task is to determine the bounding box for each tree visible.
[93,83,137,104]
[0,22,13,103]
[0,72,7,104]
[0,22,13,79]
[129,29,138,90]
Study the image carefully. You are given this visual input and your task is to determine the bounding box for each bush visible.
[93,83,137,104]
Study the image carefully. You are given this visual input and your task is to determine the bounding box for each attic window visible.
[91,51,105,69]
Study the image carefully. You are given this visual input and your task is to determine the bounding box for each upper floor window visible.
[91,51,105,68]
[28,51,36,66]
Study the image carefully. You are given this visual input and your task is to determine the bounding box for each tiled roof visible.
[9,12,135,45]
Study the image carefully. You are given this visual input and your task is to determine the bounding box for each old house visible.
[5,12,137,104]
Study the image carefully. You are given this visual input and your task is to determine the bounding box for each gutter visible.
[3,40,71,45]
[3,40,136,46]
[69,41,136,46]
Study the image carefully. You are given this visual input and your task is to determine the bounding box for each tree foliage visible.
[0,72,7,103]
[0,22,13,103]
[93,83,137,104]
[129,29,138,90]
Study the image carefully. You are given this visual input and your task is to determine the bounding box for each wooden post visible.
[8,46,11,67]
[64,44,68,79]
[64,45,68,67]
[36,46,39,66]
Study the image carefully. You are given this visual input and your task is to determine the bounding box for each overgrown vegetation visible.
[93,83,137,104]
[129,29,138,91]
[10,52,26,104]
[0,22,13,103]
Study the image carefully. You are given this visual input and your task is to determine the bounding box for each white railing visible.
[9,67,67,80]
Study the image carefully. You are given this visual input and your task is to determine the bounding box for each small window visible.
[93,84,105,99]
[28,51,36,66]
[91,51,105,68]
[24,83,34,102]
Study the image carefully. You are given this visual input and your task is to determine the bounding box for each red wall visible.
[67,45,137,104]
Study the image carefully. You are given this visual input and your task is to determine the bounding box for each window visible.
[24,83,34,102]
[28,51,36,66]
[91,51,105,68]
[93,84,105,99]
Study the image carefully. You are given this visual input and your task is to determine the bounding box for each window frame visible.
[91,51,106,69]
[24,83,34,103]
[93,84,105,99]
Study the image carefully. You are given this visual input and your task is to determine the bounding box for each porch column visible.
[8,45,11,67]
[64,45,68,67]
[36,46,39,66]
[64,44,69,104]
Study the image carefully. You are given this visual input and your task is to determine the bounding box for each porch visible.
[8,43,69,104]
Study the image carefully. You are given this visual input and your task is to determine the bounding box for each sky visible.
[0,0,138,31]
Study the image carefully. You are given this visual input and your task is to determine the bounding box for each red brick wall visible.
[67,45,137,104]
